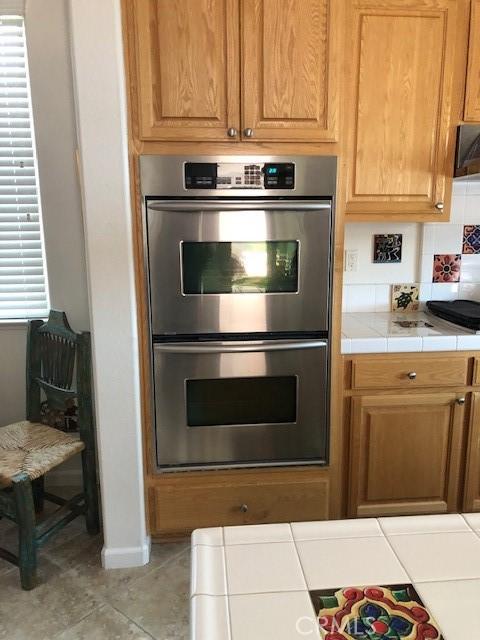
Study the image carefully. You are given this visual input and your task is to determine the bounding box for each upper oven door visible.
[146,200,332,336]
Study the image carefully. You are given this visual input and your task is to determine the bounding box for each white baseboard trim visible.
[101,536,151,569]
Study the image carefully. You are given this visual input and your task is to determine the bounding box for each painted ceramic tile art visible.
[373,234,402,263]
[463,225,480,254]
[310,584,444,639]
[432,254,461,283]
[391,284,419,312]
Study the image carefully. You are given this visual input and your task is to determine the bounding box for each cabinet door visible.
[241,0,339,142]
[348,393,466,517]
[131,0,239,141]
[465,0,480,121]
[464,392,480,511]
[345,0,464,217]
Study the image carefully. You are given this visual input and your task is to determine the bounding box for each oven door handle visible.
[153,340,328,354]
[146,200,331,212]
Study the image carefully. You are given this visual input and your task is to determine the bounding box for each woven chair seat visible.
[0,421,84,488]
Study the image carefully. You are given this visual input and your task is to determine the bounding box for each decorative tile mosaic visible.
[310,584,444,639]
[391,284,419,312]
[373,234,403,264]
[463,225,480,254]
[432,254,461,283]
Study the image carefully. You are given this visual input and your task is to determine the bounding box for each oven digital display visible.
[181,241,299,295]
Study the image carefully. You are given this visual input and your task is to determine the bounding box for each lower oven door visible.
[153,339,329,470]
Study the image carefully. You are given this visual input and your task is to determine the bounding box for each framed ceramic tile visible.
[432,254,461,283]
[373,234,402,263]
[310,584,444,639]
[391,284,419,312]
[463,225,480,254]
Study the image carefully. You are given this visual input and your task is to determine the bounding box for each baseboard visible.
[101,536,151,569]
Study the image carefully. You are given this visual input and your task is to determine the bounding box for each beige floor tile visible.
[106,545,190,640]
[0,557,101,640]
[55,603,154,640]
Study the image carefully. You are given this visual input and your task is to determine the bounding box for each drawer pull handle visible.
[407,372,417,380]
[240,504,248,513]
[457,397,466,405]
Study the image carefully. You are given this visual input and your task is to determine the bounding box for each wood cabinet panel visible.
[345,0,465,217]
[241,0,339,141]
[464,392,480,511]
[465,0,480,121]
[132,0,239,141]
[350,355,469,390]
[148,470,329,536]
[348,393,465,517]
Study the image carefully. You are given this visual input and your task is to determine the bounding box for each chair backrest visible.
[26,310,94,448]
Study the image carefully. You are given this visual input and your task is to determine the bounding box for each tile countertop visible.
[190,513,480,640]
[341,310,480,354]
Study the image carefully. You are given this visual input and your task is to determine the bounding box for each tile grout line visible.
[221,527,235,640]
[51,604,106,640]
[108,603,157,640]
[376,519,414,585]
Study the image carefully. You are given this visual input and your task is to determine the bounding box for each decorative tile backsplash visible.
[373,234,402,263]
[343,180,480,312]
[391,284,419,312]
[432,254,461,283]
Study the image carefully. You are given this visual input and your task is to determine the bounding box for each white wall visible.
[0,0,90,434]
[69,0,149,568]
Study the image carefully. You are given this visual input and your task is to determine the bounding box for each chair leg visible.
[81,449,100,535]
[12,473,37,590]
[32,476,45,514]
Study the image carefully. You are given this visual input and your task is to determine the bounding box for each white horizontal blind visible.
[0,15,48,319]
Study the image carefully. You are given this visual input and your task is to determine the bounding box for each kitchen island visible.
[191,514,480,639]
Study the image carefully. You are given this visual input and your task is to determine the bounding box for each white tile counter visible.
[190,514,480,640]
[342,311,480,354]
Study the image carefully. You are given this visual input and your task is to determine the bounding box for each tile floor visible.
[0,495,190,640]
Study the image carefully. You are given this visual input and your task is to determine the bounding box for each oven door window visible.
[181,241,298,294]
[186,376,297,427]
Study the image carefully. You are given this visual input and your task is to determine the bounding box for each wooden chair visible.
[0,310,100,589]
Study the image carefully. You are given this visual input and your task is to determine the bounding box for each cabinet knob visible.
[240,503,248,513]
[456,397,466,405]
[227,127,238,138]
[407,371,417,380]
[243,128,254,138]
[435,202,444,211]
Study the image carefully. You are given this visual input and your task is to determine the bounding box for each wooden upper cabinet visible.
[131,0,239,141]
[345,0,465,218]
[241,0,339,142]
[465,0,480,121]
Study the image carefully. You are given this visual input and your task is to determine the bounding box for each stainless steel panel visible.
[147,202,332,335]
[140,154,337,198]
[153,339,329,470]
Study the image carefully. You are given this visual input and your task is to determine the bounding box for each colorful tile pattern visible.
[432,254,461,283]
[373,234,403,264]
[310,584,444,639]
[391,284,419,312]
[463,225,480,254]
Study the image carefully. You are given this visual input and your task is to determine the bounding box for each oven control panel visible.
[184,162,295,190]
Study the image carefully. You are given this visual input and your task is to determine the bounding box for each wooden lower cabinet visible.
[348,393,466,518]
[148,468,329,537]
[464,392,480,511]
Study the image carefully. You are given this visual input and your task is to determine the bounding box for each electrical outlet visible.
[345,249,359,273]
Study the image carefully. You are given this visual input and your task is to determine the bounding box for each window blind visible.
[0,15,49,320]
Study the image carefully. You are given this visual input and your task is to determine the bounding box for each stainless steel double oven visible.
[141,156,336,471]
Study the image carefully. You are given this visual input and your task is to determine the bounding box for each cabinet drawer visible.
[351,356,468,390]
[148,472,329,536]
